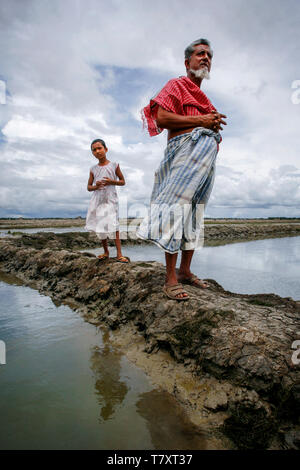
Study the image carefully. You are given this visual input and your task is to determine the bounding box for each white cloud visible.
[2,115,70,140]
[0,0,300,217]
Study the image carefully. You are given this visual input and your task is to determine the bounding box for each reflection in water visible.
[136,390,208,450]
[0,280,223,449]
[89,330,128,422]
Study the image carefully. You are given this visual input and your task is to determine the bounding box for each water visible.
[4,228,298,300]
[1,236,298,449]
[86,237,300,300]
[0,274,211,450]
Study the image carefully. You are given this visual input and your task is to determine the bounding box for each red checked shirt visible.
[142,75,218,137]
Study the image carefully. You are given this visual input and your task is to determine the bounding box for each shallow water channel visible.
[0,273,213,450]
[1,235,299,449]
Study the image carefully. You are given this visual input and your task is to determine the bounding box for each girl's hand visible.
[101,177,114,186]
[95,180,104,189]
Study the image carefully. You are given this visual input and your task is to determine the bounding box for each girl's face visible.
[91,142,107,162]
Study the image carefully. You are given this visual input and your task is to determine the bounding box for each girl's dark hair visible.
[91,139,107,150]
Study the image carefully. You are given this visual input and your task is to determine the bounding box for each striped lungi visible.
[136,127,221,253]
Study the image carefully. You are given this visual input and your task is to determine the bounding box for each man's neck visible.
[186,72,202,88]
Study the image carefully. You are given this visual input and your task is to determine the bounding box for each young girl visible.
[85,138,128,263]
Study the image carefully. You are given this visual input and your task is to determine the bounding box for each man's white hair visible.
[184,38,213,61]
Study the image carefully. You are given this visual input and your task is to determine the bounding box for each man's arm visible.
[156,106,226,132]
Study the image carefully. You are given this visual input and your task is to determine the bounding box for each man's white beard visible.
[190,67,210,80]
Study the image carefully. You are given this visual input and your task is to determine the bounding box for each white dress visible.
[85,161,119,239]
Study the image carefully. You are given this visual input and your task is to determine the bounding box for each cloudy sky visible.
[0,0,300,219]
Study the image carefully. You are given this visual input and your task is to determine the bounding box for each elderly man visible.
[137,38,227,300]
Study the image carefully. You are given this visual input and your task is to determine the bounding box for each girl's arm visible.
[102,164,125,186]
[115,164,125,186]
[87,171,99,191]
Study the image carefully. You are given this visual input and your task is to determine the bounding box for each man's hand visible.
[156,106,227,136]
[200,111,227,132]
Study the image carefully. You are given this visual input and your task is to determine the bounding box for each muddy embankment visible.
[203,222,300,245]
[0,233,300,450]
[3,220,300,251]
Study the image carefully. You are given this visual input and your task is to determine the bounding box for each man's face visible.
[186,44,212,74]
